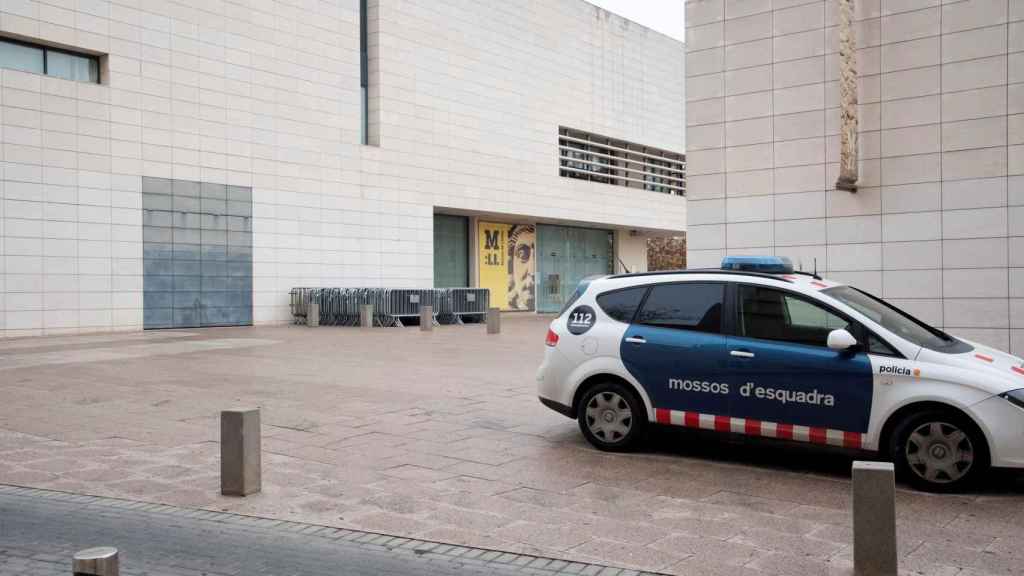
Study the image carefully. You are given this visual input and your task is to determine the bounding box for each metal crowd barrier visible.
[440,288,490,324]
[289,288,490,327]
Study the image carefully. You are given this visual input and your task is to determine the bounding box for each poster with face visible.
[478,222,535,311]
[507,224,535,311]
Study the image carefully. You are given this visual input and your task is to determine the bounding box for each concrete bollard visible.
[486,307,500,334]
[221,408,261,496]
[308,300,319,327]
[73,547,119,576]
[360,304,374,329]
[420,305,433,331]
[852,461,898,576]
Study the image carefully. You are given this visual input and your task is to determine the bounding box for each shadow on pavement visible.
[645,424,1024,495]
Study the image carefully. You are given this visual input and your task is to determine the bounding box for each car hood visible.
[917,338,1024,396]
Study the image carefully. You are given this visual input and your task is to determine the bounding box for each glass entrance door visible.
[433,214,469,287]
[536,225,613,313]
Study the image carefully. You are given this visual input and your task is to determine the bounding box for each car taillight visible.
[545,329,559,347]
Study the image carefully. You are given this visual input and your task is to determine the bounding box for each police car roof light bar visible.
[607,269,793,282]
[720,256,794,274]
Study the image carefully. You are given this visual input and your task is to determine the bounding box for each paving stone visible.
[648,533,763,567]
[496,521,591,552]
[744,551,841,576]
[567,539,684,572]
[729,528,845,560]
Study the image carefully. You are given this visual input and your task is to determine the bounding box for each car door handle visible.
[625,336,646,344]
[730,350,755,358]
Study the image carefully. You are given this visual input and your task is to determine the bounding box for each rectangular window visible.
[596,286,648,323]
[0,40,43,74]
[0,37,100,83]
[636,282,723,333]
[360,0,368,144]
[47,49,99,82]
[358,0,380,146]
[559,127,685,196]
[737,285,849,347]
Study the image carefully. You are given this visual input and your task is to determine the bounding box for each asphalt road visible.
[0,485,654,576]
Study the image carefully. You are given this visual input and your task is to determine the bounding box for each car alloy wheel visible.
[585,390,633,444]
[905,421,974,485]
[578,382,646,452]
[891,409,989,492]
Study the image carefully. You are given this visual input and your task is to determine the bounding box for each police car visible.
[537,256,1024,492]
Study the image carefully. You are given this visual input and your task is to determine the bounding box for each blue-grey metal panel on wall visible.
[143,177,253,329]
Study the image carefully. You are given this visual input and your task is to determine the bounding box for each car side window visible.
[635,282,723,333]
[785,295,848,330]
[738,285,851,347]
[868,333,899,356]
[596,286,648,323]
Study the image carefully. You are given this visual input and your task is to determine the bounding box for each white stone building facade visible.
[0,0,687,336]
[685,0,1024,352]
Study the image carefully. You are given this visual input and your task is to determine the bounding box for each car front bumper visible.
[972,394,1024,468]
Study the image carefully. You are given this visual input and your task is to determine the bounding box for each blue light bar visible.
[721,256,794,274]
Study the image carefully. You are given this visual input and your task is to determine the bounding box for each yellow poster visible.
[478,222,535,311]
[478,222,509,310]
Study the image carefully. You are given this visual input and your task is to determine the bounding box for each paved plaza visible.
[0,316,1022,575]
[0,485,645,576]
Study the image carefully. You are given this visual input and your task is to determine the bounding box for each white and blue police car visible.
[537,256,1024,491]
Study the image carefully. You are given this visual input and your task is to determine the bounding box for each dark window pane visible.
[433,214,468,288]
[868,333,898,356]
[738,285,851,347]
[47,50,98,82]
[0,40,43,74]
[636,282,723,333]
[596,286,647,323]
[0,39,99,83]
[785,295,847,330]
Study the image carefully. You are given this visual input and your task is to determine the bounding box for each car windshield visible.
[822,285,966,352]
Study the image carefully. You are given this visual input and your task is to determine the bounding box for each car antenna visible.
[792,258,823,281]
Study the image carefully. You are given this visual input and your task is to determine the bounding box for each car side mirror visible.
[827,328,858,351]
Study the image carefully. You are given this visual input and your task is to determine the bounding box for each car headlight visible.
[1001,389,1024,411]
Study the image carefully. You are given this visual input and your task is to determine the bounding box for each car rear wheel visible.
[890,409,989,493]
[578,381,646,452]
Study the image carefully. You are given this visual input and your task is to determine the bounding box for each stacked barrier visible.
[289,288,490,327]
[441,288,490,324]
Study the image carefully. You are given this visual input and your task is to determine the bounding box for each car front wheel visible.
[578,382,646,452]
[890,409,989,492]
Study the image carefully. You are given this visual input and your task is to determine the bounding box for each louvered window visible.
[559,127,685,196]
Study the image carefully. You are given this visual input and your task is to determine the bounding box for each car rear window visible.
[636,282,724,333]
[559,277,593,316]
[596,286,648,323]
